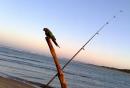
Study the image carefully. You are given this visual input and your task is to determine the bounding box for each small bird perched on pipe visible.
[43,28,60,48]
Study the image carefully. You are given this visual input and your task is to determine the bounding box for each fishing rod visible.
[44,10,123,87]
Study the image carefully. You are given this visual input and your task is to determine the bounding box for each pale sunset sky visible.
[0,0,130,69]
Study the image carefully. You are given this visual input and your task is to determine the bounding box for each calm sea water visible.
[0,47,130,88]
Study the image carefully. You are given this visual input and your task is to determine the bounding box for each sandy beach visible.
[0,76,36,88]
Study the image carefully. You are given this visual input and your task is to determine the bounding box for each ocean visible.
[0,47,130,88]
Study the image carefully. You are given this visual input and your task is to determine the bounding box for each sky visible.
[0,0,130,69]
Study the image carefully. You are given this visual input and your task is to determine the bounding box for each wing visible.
[51,36,60,48]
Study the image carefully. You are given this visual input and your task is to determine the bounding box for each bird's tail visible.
[52,39,60,48]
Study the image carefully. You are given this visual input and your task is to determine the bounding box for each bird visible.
[43,28,60,48]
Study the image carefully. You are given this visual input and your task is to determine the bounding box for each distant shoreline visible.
[101,66,130,74]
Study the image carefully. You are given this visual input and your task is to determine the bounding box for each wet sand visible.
[0,76,37,88]
[0,76,54,88]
